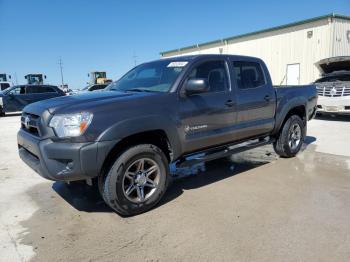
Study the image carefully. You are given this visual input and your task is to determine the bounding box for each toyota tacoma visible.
[17,55,317,216]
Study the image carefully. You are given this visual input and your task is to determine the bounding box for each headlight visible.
[49,112,93,138]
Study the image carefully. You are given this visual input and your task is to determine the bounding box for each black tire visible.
[0,108,5,117]
[101,144,169,216]
[273,115,305,158]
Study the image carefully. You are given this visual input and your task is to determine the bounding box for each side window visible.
[9,86,25,94]
[188,60,228,92]
[25,86,37,94]
[233,61,266,89]
[40,86,56,93]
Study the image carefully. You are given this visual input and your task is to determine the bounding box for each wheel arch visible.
[99,129,174,181]
[274,98,307,136]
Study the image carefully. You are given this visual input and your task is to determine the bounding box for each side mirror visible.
[184,78,209,95]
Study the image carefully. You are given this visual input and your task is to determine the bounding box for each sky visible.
[0,0,349,89]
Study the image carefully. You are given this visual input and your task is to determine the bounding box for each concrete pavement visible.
[0,114,349,262]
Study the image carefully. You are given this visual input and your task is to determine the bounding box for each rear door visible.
[231,60,276,140]
[179,59,237,153]
[36,86,60,101]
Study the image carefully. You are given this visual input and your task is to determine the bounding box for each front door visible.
[4,86,28,112]
[179,59,237,153]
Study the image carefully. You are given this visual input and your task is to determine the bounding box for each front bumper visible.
[17,129,117,181]
[317,96,350,115]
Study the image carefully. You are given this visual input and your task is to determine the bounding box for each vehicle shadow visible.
[315,114,350,122]
[51,147,279,214]
[52,181,111,212]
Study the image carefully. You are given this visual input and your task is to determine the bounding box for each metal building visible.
[160,13,350,85]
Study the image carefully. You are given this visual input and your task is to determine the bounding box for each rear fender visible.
[273,96,307,135]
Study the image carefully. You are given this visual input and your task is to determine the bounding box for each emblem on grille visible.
[330,87,337,96]
[24,116,30,129]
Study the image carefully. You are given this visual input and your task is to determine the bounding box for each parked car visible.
[0,85,65,116]
[17,55,317,215]
[69,84,108,95]
[315,56,350,115]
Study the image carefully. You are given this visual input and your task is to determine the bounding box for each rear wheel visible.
[273,115,305,158]
[101,144,169,216]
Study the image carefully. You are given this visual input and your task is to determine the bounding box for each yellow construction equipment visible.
[88,71,112,85]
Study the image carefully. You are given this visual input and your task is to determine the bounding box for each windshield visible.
[2,86,14,94]
[316,74,350,83]
[107,60,187,92]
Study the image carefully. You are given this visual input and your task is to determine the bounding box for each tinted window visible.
[233,61,266,89]
[188,60,228,92]
[90,85,106,91]
[39,86,56,93]
[25,86,37,94]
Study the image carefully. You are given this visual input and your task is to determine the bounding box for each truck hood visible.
[23,91,158,116]
[316,56,350,74]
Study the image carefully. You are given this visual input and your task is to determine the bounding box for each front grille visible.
[316,83,350,97]
[21,112,41,136]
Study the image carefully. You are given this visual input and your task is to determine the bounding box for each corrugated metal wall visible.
[332,18,350,57]
[162,18,350,85]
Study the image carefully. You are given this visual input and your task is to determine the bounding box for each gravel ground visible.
[0,114,349,262]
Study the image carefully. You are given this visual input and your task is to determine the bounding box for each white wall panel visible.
[162,18,350,85]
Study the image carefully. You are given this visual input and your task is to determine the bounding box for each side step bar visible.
[176,137,275,168]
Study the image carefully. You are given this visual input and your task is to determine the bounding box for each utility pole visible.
[132,52,138,66]
[58,57,64,86]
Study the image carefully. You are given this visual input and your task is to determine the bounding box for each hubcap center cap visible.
[135,173,147,186]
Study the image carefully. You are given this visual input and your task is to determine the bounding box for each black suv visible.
[0,85,65,116]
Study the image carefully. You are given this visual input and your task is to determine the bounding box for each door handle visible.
[264,95,271,101]
[225,100,235,107]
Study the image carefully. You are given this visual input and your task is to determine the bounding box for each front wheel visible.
[101,144,169,216]
[273,115,305,158]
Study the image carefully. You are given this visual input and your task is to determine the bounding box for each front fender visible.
[96,114,183,160]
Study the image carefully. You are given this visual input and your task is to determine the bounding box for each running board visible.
[176,137,275,168]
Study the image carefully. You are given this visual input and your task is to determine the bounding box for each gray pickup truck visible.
[17,55,317,216]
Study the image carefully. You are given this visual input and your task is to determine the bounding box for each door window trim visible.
[179,58,232,95]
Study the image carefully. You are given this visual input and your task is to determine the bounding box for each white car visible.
[315,57,350,115]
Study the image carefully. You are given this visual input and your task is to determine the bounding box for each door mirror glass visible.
[185,78,209,95]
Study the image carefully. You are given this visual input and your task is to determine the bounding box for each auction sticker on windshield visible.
[167,61,188,67]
